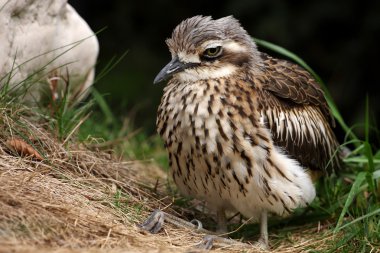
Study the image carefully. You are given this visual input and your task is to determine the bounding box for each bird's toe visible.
[190,219,204,230]
[254,237,269,251]
[139,209,165,234]
[196,235,216,250]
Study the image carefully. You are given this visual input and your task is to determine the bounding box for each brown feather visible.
[256,53,341,172]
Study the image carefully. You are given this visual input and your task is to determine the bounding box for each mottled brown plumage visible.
[257,52,340,171]
[148,15,341,249]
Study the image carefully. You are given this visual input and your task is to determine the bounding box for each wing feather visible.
[256,53,340,171]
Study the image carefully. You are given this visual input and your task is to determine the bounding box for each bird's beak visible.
[154,57,192,84]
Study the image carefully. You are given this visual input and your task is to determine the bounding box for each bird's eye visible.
[203,46,222,59]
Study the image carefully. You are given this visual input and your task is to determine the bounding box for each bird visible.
[143,15,341,249]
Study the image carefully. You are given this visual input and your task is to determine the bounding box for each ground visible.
[0,104,345,253]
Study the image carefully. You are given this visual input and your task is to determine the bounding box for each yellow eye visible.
[203,46,222,58]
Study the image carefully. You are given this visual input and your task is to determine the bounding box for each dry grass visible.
[0,105,336,253]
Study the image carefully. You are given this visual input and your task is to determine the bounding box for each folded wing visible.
[256,53,341,171]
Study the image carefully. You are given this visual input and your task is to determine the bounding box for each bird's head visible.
[154,15,263,84]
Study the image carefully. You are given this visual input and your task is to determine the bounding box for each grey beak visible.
[154,57,198,84]
[153,57,185,84]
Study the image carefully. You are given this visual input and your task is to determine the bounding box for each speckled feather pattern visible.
[156,15,340,221]
[158,75,316,219]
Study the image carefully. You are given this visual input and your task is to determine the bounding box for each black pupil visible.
[208,48,217,54]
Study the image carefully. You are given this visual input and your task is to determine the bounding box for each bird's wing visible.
[256,53,340,171]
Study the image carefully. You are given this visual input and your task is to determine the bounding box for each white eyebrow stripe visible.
[223,41,247,53]
[202,40,247,53]
[205,43,223,49]
[177,51,200,63]
[201,40,223,49]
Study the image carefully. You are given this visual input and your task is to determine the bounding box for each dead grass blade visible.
[5,137,43,161]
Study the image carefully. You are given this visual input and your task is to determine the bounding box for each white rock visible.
[0,0,99,103]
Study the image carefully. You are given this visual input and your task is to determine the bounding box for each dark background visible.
[70,0,380,143]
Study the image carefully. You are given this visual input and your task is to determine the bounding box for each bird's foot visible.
[254,236,269,251]
[139,209,208,234]
[140,210,254,250]
[139,209,165,234]
[196,235,252,250]
[196,235,216,250]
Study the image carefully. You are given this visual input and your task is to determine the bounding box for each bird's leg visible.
[256,210,269,250]
[200,210,270,250]
[216,208,227,234]
[197,208,252,250]
[139,209,211,234]
[197,208,227,249]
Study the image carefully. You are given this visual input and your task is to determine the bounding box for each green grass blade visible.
[334,171,366,232]
[327,231,358,253]
[365,96,370,143]
[91,88,117,126]
[335,207,380,232]
[364,96,375,193]
[93,50,128,84]
[364,96,374,172]
[253,38,358,143]
[1,35,96,101]
[343,157,380,164]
